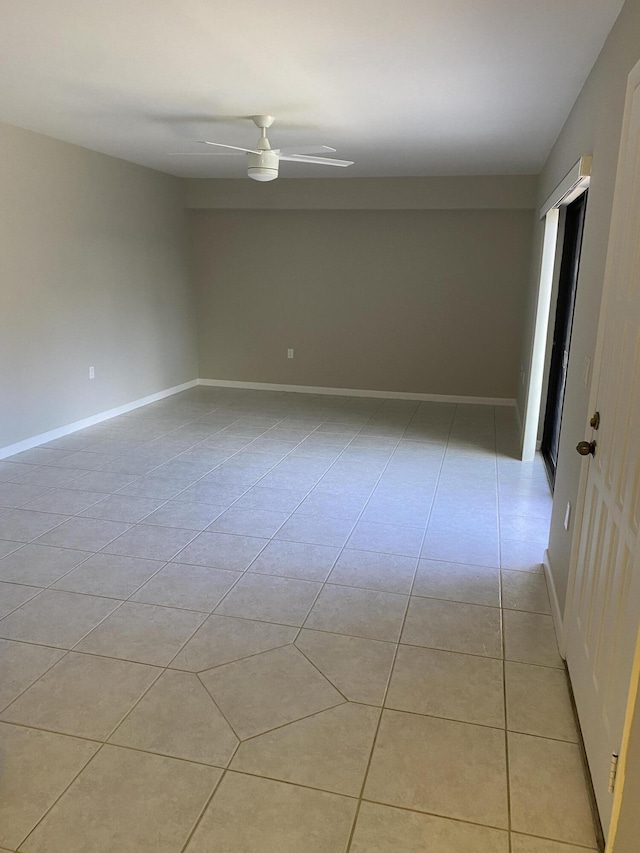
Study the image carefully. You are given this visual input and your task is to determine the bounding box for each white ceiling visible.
[0,0,625,179]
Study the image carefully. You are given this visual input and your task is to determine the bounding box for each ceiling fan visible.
[173,115,354,182]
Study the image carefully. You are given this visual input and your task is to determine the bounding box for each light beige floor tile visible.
[506,661,578,741]
[350,801,509,853]
[504,610,563,667]
[131,563,240,612]
[0,482,51,509]
[78,493,163,523]
[20,744,221,853]
[101,523,197,561]
[0,544,90,586]
[65,470,138,493]
[170,614,297,671]
[172,531,268,570]
[500,513,550,543]
[24,487,105,514]
[0,582,40,618]
[509,732,597,847]
[294,491,367,521]
[110,670,238,765]
[511,834,597,852]
[304,584,408,641]
[0,509,69,542]
[365,709,508,828]
[402,596,502,657]
[114,473,194,498]
[200,645,344,739]
[248,539,340,581]
[502,569,552,613]
[328,549,417,593]
[142,500,226,530]
[275,514,355,548]
[214,573,321,626]
[35,517,131,550]
[386,645,504,727]
[235,486,307,513]
[421,530,500,567]
[0,640,65,711]
[231,702,379,795]
[0,590,119,648]
[346,521,424,557]
[52,553,163,598]
[207,506,291,538]
[413,559,501,606]
[500,538,546,572]
[0,721,98,850]
[1,651,158,739]
[76,602,205,665]
[0,540,20,559]
[295,629,396,705]
[511,832,596,853]
[184,772,357,853]
[12,465,86,488]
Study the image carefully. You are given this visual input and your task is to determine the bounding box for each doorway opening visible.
[520,156,591,464]
[541,191,588,487]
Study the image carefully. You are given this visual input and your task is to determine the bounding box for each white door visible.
[564,60,640,835]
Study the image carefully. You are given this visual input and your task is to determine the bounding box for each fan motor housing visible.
[247,150,278,182]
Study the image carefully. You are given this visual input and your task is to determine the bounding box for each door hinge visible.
[608,752,619,793]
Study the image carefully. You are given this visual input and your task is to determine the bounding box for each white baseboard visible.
[544,548,566,658]
[0,379,198,461]
[0,376,515,461]
[198,378,516,407]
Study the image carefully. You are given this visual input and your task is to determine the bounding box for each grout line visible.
[0,392,570,851]
[344,402,455,852]
[15,739,108,849]
[494,406,514,853]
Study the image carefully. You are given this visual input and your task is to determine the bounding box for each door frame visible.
[540,189,588,487]
[520,157,591,462]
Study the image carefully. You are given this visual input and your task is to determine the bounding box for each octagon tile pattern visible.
[0,388,597,851]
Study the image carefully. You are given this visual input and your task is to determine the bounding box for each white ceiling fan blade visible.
[279,154,354,167]
[199,141,261,154]
[168,152,244,156]
[277,145,337,156]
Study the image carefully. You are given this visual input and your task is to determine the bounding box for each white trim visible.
[540,155,592,218]
[197,378,515,406]
[0,380,198,460]
[544,548,566,658]
[513,401,523,432]
[521,209,561,460]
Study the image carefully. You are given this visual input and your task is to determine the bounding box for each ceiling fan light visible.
[248,167,278,182]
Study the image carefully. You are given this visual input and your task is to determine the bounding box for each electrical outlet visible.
[89,365,95,380]
[287,349,294,359]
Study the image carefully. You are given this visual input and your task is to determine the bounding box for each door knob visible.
[576,440,597,457]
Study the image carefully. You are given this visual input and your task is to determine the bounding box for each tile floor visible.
[0,388,598,852]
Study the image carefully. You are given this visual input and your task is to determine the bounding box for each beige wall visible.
[0,122,197,450]
[192,207,533,398]
[186,175,537,211]
[518,0,640,612]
